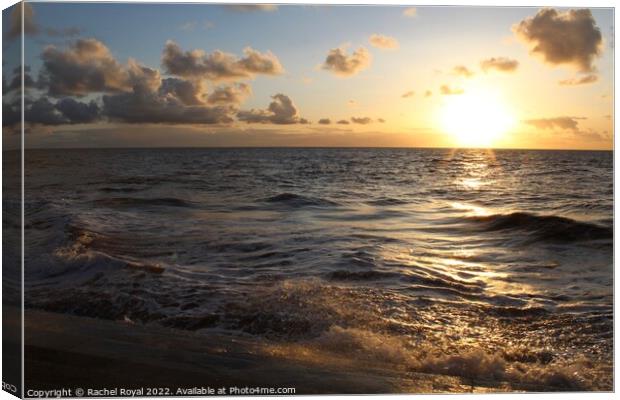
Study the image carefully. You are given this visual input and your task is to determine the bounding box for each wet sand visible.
[8,308,577,395]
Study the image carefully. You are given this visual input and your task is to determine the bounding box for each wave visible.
[466,212,612,242]
[93,197,195,208]
[326,270,399,281]
[263,193,340,208]
[98,187,144,193]
[269,326,606,391]
[366,197,409,206]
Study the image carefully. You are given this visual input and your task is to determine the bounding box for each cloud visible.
[102,89,235,125]
[401,90,415,98]
[424,90,432,97]
[336,119,350,125]
[7,3,82,40]
[237,94,306,124]
[369,34,399,50]
[4,66,38,93]
[7,2,38,39]
[440,85,463,95]
[351,117,373,124]
[452,65,474,77]
[39,39,133,96]
[2,99,21,127]
[54,98,101,124]
[322,47,371,77]
[207,83,251,105]
[127,60,162,92]
[480,57,519,73]
[102,58,240,125]
[558,74,598,86]
[523,116,604,139]
[25,98,67,125]
[13,37,269,127]
[524,116,583,131]
[18,97,101,126]
[513,8,603,72]
[318,118,331,125]
[162,41,284,80]
[403,7,417,18]
[225,4,278,12]
[159,78,206,106]
[377,118,386,123]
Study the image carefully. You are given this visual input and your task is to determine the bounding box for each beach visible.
[18,307,606,394]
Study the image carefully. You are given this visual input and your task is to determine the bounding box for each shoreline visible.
[12,307,527,395]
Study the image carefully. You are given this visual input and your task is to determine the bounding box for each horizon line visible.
[11,145,614,152]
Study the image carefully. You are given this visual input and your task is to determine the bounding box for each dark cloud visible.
[558,74,598,86]
[351,117,373,124]
[524,116,584,131]
[40,39,132,96]
[378,118,386,123]
[2,98,21,127]
[452,65,474,77]
[15,97,101,126]
[322,47,371,77]
[480,57,519,73]
[102,89,235,125]
[12,37,268,127]
[55,98,100,124]
[369,34,399,50]
[318,118,331,125]
[207,83,251,105]
[26,98,67,125]
[7,2,38,39]
[237,94,305,124]
[225,4,278,12]
[161,41,283,80]
[336,119,350,125]
[4,66,37,93]
[401,90,415,98]
[440,85,463,95]
[101,63,237,125]
[513,8,603,72]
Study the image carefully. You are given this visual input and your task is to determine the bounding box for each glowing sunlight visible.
[439,89,516,148]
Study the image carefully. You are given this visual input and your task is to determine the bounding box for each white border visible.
[0,1,616,400]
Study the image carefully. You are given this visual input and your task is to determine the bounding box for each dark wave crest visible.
[263,193,340,208]
[467,212,612,242]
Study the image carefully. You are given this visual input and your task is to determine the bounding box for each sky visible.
[2,2,615,149]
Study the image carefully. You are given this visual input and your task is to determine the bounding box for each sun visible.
[439,88,516,148]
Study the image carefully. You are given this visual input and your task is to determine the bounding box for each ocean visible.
[17,148,613,391]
